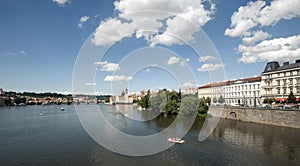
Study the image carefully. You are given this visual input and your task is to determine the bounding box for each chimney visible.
[296,59,300,63]
[283,62,289,66]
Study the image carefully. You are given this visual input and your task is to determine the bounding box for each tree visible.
[150,90,166,111]
[288,92,296,103]
[138,89,151,109]
[205,97,211,105]
[213,97,217,103]
[263,98,275,104]
[218,95,225,103]
[163,100,179,114]
[198,97,208,114]
[180,96,199,115]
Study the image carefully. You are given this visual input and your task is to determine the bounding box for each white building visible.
[198,76,261,106]
[198,81,232,102]
[224,77,261,106]
[261,60,300,102]
[183,87,197,95]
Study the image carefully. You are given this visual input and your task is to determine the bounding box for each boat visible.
[39,113,44,116]
[167,137,185,144]
[61,107,64,111]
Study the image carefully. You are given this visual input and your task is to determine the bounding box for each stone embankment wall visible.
[209,107,300,129]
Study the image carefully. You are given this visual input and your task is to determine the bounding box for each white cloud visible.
[85,82,97,86]
[242,30,271,46]
[198,55,216,62]
[238,35,300,63]
[52,0,70,7]
[197,63,224,72]
[104,75,133,82]
[92,18,135,46]
[95,61,120,71]
[92,0,215,46]
[225,0,300,63]
[167,56,190,66]
[225,1,265,37]
[258,0,300,26]
[2,50,26,57]
[78,15,90,28]
[167,56,180,65]
[180,58,190,66]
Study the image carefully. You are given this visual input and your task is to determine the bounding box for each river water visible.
[1,104,300,166]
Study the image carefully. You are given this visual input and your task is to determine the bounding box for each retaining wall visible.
[209,107,300,129]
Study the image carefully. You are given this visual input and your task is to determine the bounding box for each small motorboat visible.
[39,113,44,116]
[167,137,185,144]
[61,108,64,111]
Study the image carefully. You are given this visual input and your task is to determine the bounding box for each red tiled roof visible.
[198,76,261,89]
[198,80,234,89]
[244,76,261,82]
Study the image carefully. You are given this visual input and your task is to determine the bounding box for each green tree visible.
[150,90,166,111]
[213,97,217,103]
[205,97,211,105]
[263,98,276,104]
[163,100,179,114]
[198,97,208,114]
[218,95,225,103]
[288,92,296,103]
[180,96,199,115]
[138,89,151,109]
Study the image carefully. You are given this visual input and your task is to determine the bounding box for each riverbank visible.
[209,106,300,129]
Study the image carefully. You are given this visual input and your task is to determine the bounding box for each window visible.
[277,80,280,86]
[297,87,300,94]
[284,72,286,77]
[283,79,286,86]
[277,88,280,94]
[289,79,293,85]
[290,71,293,76]
[290,87,293,93]
[283,88,287,94]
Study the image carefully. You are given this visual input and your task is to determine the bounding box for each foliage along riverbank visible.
[137,89,211,117]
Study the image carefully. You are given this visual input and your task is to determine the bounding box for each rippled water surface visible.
[1,105,300,165]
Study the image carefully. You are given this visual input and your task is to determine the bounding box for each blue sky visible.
[0,0,299,95]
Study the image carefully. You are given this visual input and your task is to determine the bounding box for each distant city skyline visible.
[0,0,299,95]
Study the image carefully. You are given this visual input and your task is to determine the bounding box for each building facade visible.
[224,77,261,106]
[261,60,300,102]
[198,81,232,101]
[198,76,261,106]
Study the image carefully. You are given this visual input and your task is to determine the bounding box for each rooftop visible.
[198,76,261,89]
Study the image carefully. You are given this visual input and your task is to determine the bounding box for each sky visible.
[0,0,299,95]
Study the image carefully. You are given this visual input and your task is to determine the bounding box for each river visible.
[0,104,299,165]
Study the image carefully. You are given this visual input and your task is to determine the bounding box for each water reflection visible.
[211,119,300,164]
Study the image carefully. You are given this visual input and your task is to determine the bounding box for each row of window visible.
[225,91,260,97]
[225,99,260,105]
[277,87,300,94]
[265,78,300,87]
[225,84,260,92]
[265,69,300,79]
